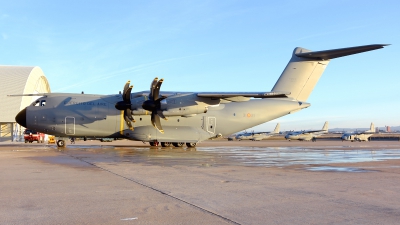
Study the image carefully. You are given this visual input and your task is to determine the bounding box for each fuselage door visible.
[65,117,75,135]
[207,117,216,134]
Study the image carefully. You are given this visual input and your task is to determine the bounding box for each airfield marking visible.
[62,151,241,225]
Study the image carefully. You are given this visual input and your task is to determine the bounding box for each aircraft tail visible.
[272,123,280,134]
[322,121,329,131]
[366,122,375,133]
[271,44,388,102]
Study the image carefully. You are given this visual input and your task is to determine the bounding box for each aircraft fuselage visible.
[19,93,309,143]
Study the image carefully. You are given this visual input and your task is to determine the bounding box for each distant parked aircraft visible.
[341,123,375,142]
[236,123,280,141]
[285,122,328,141]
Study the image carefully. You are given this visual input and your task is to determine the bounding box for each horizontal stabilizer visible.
[296,44,389,60]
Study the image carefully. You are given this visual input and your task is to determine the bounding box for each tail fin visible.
[272,123,280,134]
[322,121,329,131]
[366,122,375,133]
[271,44,388,102]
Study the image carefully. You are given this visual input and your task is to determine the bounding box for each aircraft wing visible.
[197,91,290,98]
[303,130,326,134]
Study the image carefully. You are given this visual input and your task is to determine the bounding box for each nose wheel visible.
[57,140,65,148]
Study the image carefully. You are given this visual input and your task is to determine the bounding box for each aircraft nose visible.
[15,107,27,127]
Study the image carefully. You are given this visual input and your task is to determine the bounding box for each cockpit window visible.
[33,101,40,106]
[32,100,46,106]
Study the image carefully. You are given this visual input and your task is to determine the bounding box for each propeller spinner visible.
[115,81,135,130]
[142,77,167,134]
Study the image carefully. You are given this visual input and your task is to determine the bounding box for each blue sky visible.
[1,0,399,131]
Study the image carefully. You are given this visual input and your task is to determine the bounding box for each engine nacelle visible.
[161,105,208,116]
[131,93,219,117]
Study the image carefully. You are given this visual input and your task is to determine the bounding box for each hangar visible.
[0,66,51,142]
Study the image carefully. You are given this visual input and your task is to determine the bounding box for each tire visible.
[172,142,184,147]
[57,140,65,147]
[161,142,172,147]
[149,142,155,146]
[25,139,28,143]
[186,142,197,147]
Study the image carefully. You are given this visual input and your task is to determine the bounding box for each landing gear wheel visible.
[149,141,159,146]
[172,142,184,147]
[161,142,172,147]
[57,140,65,148]
[186,142,197,147]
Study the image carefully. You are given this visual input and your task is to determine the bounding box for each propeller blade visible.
[157,110,167,121]
[124,110,134,130]
[151,111,164,134]
[125,108,135,122]
[123,81,131,101]
[123,85,133,103]
[153,79,163,101]
[149,77,158,100]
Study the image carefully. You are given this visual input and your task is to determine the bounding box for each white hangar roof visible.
[0,66,51,122]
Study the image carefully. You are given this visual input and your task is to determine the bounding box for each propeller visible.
[142,77,167,134]
[115,81,135,130]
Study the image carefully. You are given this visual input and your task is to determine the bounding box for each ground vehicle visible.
[48,135,56,144]
[24,129,45,143]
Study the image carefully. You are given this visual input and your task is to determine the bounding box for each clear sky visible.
[1,0,399,131]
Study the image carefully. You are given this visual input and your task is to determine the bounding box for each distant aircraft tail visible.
[271,44,388,102]
[322,121,329,131]
[272,123,280,134]
[366,122,375,133]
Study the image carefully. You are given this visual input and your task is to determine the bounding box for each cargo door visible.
[65,117,75,135]
[207,117,216,134]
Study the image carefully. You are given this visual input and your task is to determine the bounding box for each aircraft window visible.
[33,101,40,106]
[40,100,46,106]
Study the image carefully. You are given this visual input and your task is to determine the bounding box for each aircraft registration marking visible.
[64,101,107,106]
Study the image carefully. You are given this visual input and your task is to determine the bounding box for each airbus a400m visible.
[13,44,388,147]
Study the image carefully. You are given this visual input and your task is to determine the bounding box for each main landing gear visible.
[149,141,197,148]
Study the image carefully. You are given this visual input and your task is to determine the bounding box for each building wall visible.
[0,66,51,141]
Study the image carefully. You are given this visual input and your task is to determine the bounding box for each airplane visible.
[236,123,280,141]
[285,121,329,141]
[12,44,388,147]
[341,123,375,142]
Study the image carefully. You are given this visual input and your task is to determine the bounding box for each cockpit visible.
[32,99,46,106]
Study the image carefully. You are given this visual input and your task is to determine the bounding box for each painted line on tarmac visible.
[63,152,241,225]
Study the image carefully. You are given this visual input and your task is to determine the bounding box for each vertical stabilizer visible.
[322,121,329,131]
[271,44,388,102]
[271,47,330,101]
[367,122,375,133]
[272,123,280,134]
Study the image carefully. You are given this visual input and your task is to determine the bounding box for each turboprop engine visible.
[115,78,219,133]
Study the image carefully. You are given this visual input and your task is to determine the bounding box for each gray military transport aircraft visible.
[13,44,388,147]
[341,123,375,142]
[285,121,329,141]
[236,123,280,141]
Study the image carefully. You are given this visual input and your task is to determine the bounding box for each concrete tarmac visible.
[2,140,400,224]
